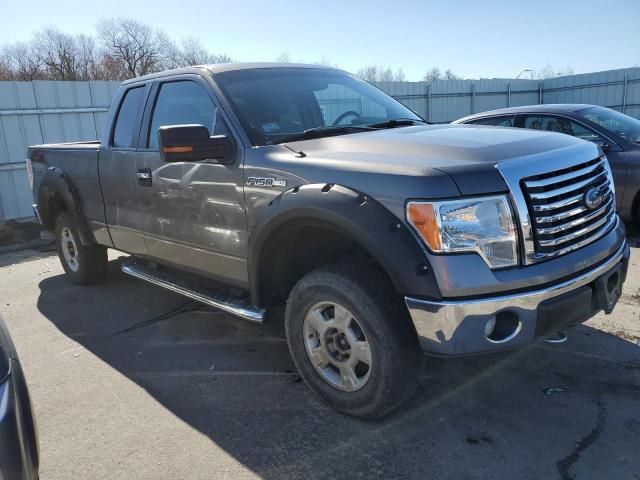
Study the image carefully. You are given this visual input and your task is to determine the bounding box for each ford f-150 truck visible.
[27,64,630,418]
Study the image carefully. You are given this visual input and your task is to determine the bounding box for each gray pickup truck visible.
[27,63,630,418]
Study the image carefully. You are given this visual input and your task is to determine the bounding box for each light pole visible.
[515,69,532,79]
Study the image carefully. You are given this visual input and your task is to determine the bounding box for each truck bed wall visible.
[31,146,108,242]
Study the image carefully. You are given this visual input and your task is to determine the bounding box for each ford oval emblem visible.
[584,187,605,210]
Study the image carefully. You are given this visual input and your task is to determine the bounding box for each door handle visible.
[136,169,152,186]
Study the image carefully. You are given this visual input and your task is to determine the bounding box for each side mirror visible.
[158,124,234,164]
[597,141,611,153]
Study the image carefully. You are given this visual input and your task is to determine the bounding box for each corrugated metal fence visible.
[0,81,118,220]
[373,68,640,123]
[1,67,639,221]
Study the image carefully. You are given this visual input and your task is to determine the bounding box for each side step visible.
[121,258,265,323]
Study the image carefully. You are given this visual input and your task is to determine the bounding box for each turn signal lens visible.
[407,203,441,250]
[163,146,193,153]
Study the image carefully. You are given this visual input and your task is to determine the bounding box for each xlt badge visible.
[246,177,287,187]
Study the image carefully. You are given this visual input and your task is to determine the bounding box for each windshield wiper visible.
[366,118,428,129]
[272,125,375,144]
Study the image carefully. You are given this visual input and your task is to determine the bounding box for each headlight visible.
[407,195,519,269]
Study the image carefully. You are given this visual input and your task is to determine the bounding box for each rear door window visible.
[521,114,606,143]
[112,86,145,148]
[466,116,515,127]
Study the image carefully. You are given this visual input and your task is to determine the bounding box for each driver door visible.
[135,76,249,287]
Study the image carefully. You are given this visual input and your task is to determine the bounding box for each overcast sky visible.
[4,0,639,80]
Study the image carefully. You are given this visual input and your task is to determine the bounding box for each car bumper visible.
[0,362,39,480]
[405,240,630,355]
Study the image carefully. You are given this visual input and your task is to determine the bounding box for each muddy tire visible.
[285,262,423,419]
[54,212,107,285]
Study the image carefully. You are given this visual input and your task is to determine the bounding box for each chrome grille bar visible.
[534,204,588,223]
[535,196,613,235]
[537,211,613,247]
[519,155,616,261]
[526,172,607,200]
[523,160,605,188]
[532,193,584,212]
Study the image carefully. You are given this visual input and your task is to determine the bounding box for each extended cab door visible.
[100,83,151,255]
[134,75,249,287]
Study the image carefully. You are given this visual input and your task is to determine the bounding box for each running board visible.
[121,259,265,323]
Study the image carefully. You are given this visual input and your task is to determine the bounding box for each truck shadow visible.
[36,257,640,479]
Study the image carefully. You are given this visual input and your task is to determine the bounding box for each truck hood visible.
[286,124,596,195]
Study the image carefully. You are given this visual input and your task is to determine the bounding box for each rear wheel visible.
[55,212,107,285]
[285,262,423,418]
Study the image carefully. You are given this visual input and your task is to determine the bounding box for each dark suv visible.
[454,104,640,223]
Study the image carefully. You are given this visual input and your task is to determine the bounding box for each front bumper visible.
[405,240,630,355]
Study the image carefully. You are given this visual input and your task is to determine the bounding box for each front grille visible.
[521,156,615,259]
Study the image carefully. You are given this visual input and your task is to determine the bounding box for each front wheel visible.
[54,212,108,285]
[285,262,423,418]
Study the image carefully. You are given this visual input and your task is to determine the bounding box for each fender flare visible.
[37,166,94,245]
[247,183,441,306]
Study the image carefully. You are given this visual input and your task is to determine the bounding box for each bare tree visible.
[97,18,173,78]
[94,54,128,80]
[379,67,394,82]
[0,49,13,80]
[276,51,291,63]
[444,69,460,80]
[356,65,379,82]
[0,20,233,81]
[213,53,232,64]
[423,67,460,81]
[173,37,231,66]
[533,63,574,79]
[356,65,405,82]
[32,28,101,81]
[75,34,100,80]
[312,56,337,67]
[423,67,441,82]
[2,41,44,80]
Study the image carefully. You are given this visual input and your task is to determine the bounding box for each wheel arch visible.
[37,167,95,245]
[248,183,441,307]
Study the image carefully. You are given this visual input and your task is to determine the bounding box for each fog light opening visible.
[485,311,522,343]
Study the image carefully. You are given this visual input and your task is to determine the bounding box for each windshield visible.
[578,106,640,144]
[215,68,422,146]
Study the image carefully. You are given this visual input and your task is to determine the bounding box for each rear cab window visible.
[112,86,146,148]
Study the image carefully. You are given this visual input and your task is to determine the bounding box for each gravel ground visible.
[0,245,639,480]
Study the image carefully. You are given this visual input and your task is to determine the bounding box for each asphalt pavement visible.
[0,245,639,480]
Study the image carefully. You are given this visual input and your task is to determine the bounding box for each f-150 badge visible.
[246,177,287,187]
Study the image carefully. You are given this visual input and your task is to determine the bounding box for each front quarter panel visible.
[247,182,443,305]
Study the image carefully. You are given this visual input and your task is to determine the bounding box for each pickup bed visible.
[28,63,630,418]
